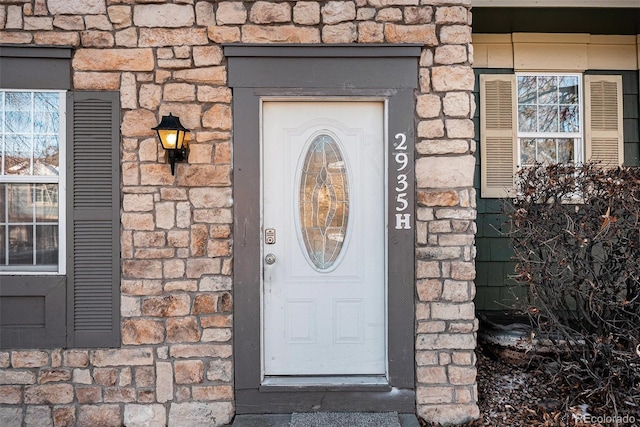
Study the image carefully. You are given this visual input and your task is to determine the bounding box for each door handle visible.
[265,253,276,265]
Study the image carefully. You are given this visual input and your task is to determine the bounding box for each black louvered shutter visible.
[67,92,120,348]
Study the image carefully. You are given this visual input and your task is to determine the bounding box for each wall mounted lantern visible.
[152,113,189,175]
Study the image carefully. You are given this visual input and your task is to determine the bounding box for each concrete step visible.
[230,412,420,427]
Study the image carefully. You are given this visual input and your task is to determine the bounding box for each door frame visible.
[227,44,419,413]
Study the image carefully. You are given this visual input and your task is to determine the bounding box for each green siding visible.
[473,8,640,35]
[474,68,516,311]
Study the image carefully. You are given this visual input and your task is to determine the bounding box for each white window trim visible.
[515,72,584,167]
[0,89,66,275]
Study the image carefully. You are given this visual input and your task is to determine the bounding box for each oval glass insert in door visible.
[298,134,349,271]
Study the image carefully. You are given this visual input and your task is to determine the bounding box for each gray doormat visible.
[290,412,401,427]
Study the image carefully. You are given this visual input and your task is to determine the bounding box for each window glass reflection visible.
[520,139,536,166]
[538,106,559,132]
[518,105,537,132]
[538,76,558,105]
[537,139,557,163]
[0,183,5,223]
[1,90,62,271]
[36,225,58,265]
[34,135,60,175]
[5,134,31,175]
[8,225,33,265]
[2,183,58,269]
[557,139,575,163]
[0,226,5,264]
[519,138,576,166]
[517,74,582,166]
[2,91,60,177]
[559,76,579,104]
[7,184,32,222]
[517,76,536,105]
[35,184,58,221]
[560,106,579,132]
[5,110,31,134]
[0,184,4,265]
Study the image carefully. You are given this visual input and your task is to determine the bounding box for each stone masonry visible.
[0,0,478,425]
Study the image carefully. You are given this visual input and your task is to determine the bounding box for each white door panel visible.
[262,101,386,376]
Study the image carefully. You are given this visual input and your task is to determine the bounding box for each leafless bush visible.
[503,162,640,417]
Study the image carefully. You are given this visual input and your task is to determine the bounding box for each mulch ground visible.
[420,345,639,427]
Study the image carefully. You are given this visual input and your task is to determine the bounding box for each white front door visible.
[262,101,386,376]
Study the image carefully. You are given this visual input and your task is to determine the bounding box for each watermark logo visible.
[570,413,637,425]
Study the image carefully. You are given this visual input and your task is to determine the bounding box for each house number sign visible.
[393,132,411,230]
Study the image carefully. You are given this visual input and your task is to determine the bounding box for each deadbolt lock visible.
[265,228,276,245]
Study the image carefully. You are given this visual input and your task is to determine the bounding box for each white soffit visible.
[473,0,640,7]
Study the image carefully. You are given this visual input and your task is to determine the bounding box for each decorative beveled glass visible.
[299,134,349,271]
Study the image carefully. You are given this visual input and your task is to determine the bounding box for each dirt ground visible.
[420,345,639,427]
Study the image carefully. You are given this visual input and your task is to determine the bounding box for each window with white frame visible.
[516,74,582,166]
[480,73,623,198]
[0,90,65,273]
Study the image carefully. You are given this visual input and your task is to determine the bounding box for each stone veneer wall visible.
[0,0,478,426]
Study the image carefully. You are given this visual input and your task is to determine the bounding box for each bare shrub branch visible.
[503,162,640,417]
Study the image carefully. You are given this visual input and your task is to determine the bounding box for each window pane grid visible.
[516,74,583,166]
[517,74,581,135]
[2,91,60,178]
[0,90,63,273]
[1,183,58,269]
[5,91,34,175]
